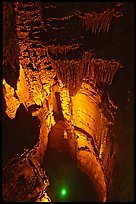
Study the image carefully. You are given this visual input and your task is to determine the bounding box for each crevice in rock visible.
[52,92,64,122]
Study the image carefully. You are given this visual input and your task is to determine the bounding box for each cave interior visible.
[2,2,134,202]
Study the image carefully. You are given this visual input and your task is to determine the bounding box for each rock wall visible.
[58,79,118,202]
[2,2,55,201]
[3,2,20,90]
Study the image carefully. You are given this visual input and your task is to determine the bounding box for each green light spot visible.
[61,188,67,196]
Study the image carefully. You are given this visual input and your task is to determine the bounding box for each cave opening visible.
[42,149,99,202]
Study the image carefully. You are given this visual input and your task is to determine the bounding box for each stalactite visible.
[49,48,122,96]
[49,51,93,96]
[43,2,123,38]
[88,59,123,86]
[77,3,124,34]
[79,9,114,34]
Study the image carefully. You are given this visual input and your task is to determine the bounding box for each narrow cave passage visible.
[42,148,99,202]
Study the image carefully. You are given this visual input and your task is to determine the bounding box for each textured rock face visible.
[2,2,133,202]
[3,2,20,90]
[59,80,118,202]
[2,148,50,202]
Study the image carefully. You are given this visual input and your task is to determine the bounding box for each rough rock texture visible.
[58,80,118,202]
[2,148,50,202]
[3,2,20,90]
[2,2,134,202]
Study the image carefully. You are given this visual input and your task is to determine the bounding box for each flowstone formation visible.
[2,2,133,202]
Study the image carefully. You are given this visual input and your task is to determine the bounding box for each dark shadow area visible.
[42,149,99,202]
[53,92,64,122]
[3,2,20,90]
[2,103,40,166]
[108,94,134,202]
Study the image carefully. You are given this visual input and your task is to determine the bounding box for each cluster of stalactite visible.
[87,58,123,86]
[79,9,114,34]
[45,2,124,35]
[49,51,93,96]
[49,50,123,96]
[2,148,50,202]
[78,3,123,34]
